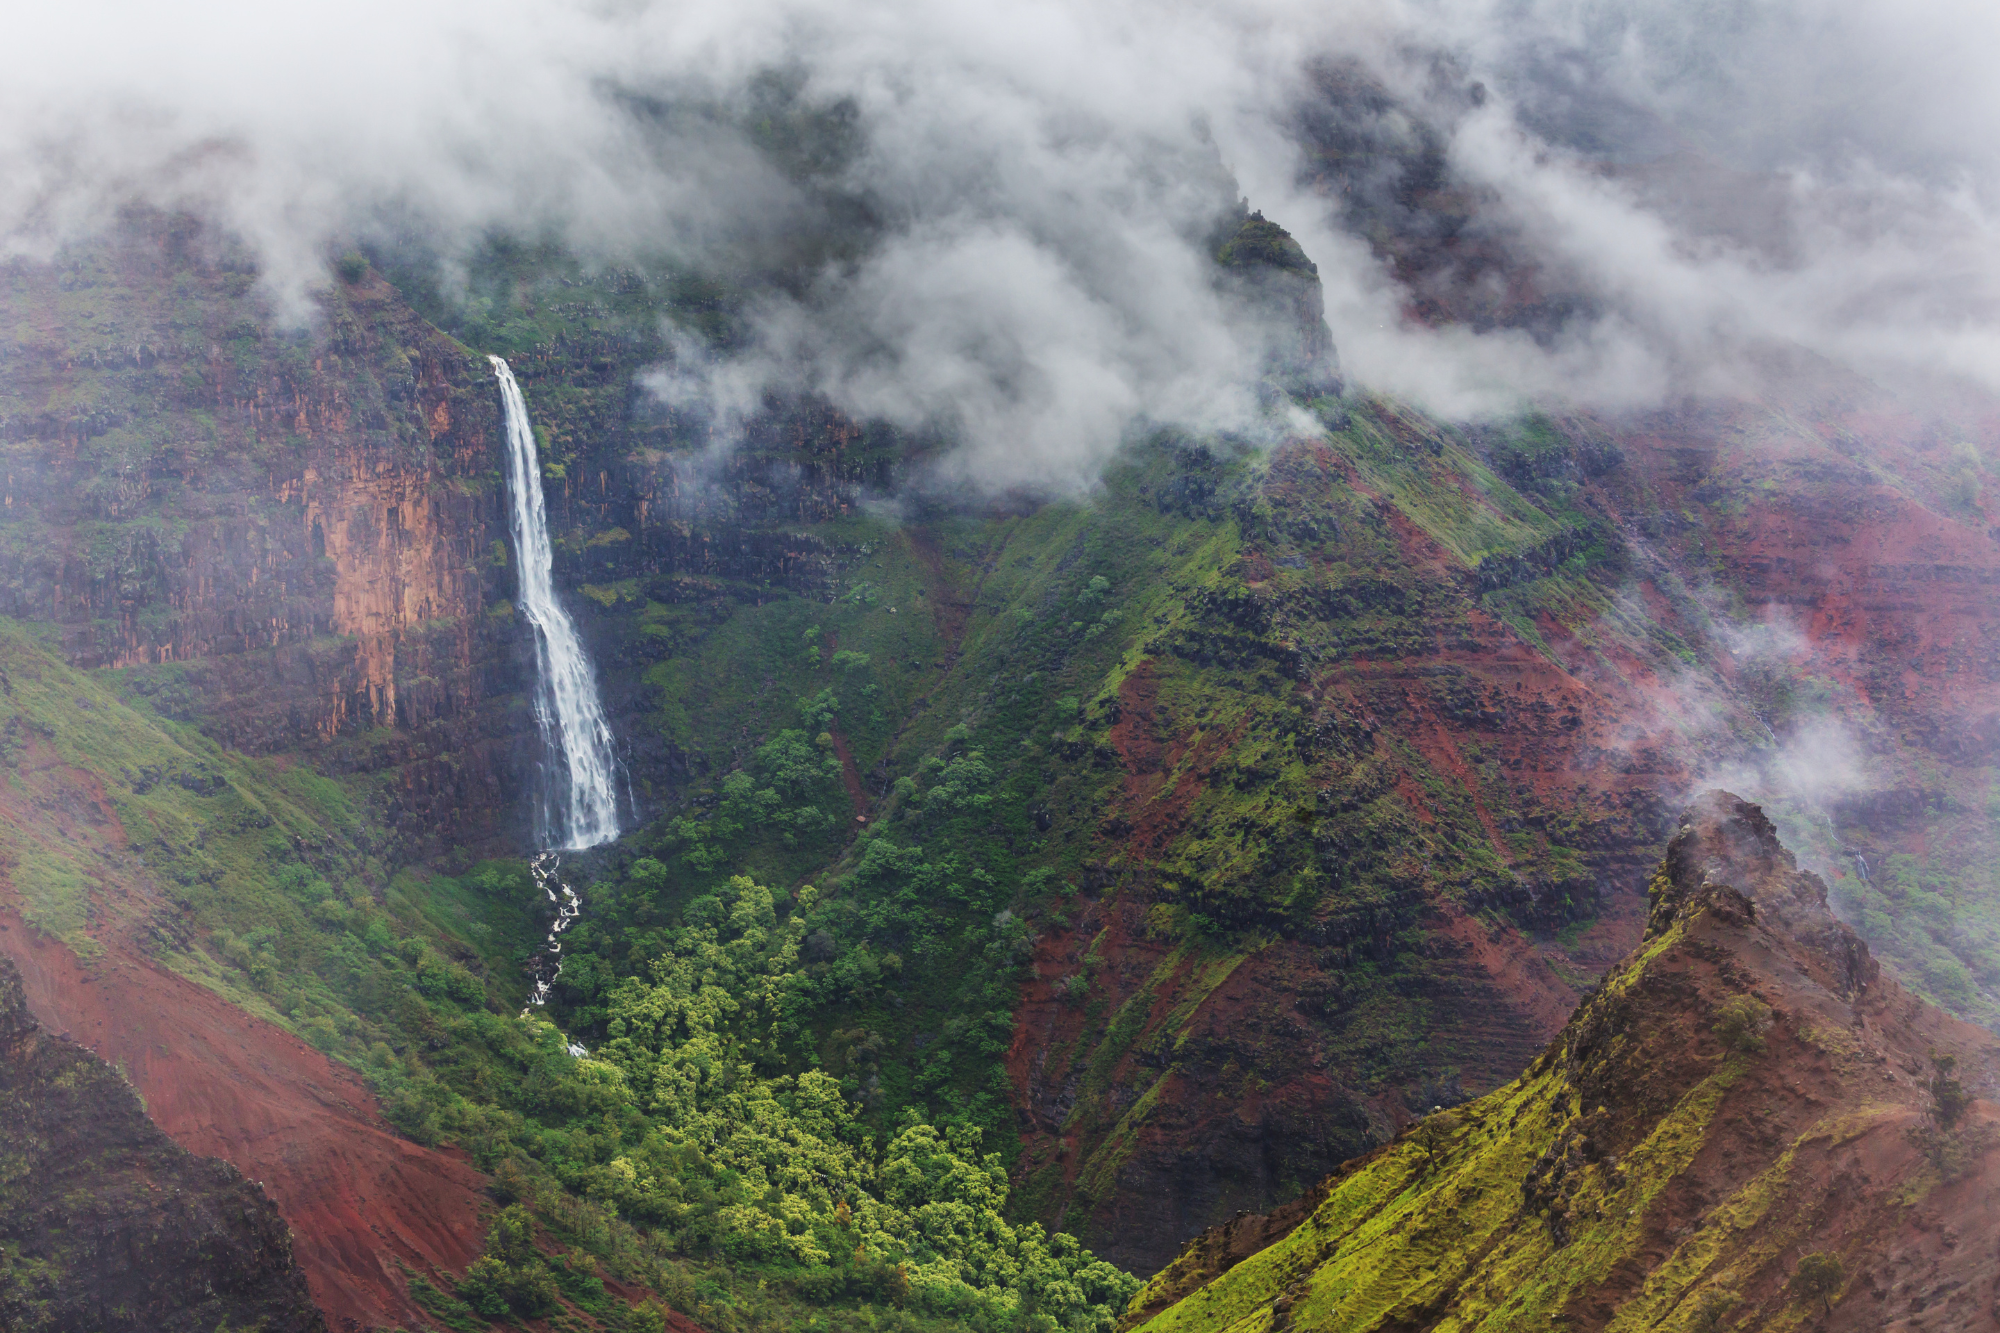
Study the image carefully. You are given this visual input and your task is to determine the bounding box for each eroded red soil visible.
[1011,391,2000,1270]
[0,743,487,1332]
[0,916,490,1330]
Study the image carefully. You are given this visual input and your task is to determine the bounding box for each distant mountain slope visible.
[1125,792,2000,1332]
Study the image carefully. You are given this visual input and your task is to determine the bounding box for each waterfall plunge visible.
[492,356,621,851]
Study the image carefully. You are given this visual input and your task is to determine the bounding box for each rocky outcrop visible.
[0,953,327,1333]
[1216,211,1343,400]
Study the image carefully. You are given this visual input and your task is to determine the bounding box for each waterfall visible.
[492,355,621,850]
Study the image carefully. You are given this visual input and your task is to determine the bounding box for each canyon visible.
[1,183,1998,1328]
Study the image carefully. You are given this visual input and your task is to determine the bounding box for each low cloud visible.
[6,0,1998,488]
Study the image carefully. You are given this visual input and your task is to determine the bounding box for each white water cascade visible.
[492,355,621,850]
[492,356,620,1020]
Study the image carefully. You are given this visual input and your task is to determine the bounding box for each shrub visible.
[383,1087,441,1145]
[457,1254,559,1318]
[335,251,368,283]
[1792,1252,1844,1313]
[457,1204,563,1318]
[1690,1287,1740,1331]
[1713,995,1773,1054]
[1908,1050,1978,1175]
[1922,955,1974,1008]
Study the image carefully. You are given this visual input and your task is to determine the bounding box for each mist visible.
[7,0,1998,489]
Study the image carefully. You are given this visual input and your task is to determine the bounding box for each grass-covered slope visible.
[1126,793,2000,1333]
[0,613,538,1048]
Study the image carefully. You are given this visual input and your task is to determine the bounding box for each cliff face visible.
[1127,792,2000,1332]
[0,216,529,853]
[1216,211,1343,399]
[0,952,327,1333]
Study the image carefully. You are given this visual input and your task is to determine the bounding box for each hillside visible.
[1125,792,2000,1332]
[0,953,327,1332]
[499,286,2000,1269]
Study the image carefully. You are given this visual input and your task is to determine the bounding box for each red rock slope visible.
[1127,792,2000,1332]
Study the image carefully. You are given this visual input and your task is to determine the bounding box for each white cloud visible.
[5,0,1998,486]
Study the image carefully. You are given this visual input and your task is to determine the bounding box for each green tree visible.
[571,874,1139,1329]
[1926,1051,1971,1131]
[1908,1049,1976,1174]
[1411,1109,1460,1175]
[458,1205,560,1318]
[1791,1251,1844,1315]
[1713,995,1772,1054]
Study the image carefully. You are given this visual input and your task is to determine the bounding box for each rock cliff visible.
[407,232,2000,1275]
[8,188,2000,1309]
[0,214,529,854]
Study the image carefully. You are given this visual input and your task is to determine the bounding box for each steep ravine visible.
[7,199,2000,1312]
[427,225,2000,1272]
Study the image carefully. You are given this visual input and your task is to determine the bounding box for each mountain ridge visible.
[1124,791,2000,1331]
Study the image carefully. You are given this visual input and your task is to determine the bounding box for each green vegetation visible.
[522,871,1135,1328]
[1828,848,2000,1025]
[0,615,1130,1331]
[1789,1252,1844,1315]
[458,330,1679,1261]
[1906,1050,1978,1177]
[1125,917,1842,1333]
[1690,1287,1742,1331]
[43,209,1993,1330]
[1713,995,1773,1054]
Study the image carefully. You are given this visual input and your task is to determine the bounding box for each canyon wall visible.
[0,218,531,853]
[431,236,2000,1271]
[6,202,2000,1290]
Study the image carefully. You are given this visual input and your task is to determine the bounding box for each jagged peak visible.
[1216,210,1319,276]
[1652,791,1812,923]
[1644,789,1877,1002]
